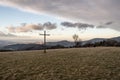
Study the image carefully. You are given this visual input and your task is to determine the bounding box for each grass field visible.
[0,47,120,80]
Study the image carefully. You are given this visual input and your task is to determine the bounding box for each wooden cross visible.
[39,31,50,53]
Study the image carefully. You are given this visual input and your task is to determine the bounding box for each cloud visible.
[105,21,113,25]
[96,21,114,28]
[0,31,15,37]
[0,0,120,31]
[7,24,43,32]
[43,22,57,30]
[61,22,76,28]
[7,26,16,32]
[7,22,57,32]
[61,22,94,30]
[75,23,94,29]
[96,25,106,29]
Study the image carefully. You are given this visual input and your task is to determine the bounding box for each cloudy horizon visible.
[0,0,120,43]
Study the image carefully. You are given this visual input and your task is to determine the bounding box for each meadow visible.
[0,47,120,80]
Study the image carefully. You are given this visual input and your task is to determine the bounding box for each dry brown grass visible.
[0,47,120,80]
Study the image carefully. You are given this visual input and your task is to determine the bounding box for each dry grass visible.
[0,47,120,80]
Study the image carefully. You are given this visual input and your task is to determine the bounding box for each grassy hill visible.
[0,47,120,80]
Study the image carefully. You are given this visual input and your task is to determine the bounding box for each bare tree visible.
[73,34,81,47]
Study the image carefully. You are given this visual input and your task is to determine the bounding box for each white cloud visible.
[0,31,15,37]
[7,22,57,32]
[0,0,120,31]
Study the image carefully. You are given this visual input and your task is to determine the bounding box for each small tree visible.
[73,34,81,47]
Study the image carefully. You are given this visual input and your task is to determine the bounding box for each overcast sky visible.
[0,0,120,43]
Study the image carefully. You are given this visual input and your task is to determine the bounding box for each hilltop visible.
[0,47,120,80]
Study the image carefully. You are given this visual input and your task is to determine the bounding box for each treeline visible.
[0,50,14,52]
[72,34,120,48]
[48,39,120,49]
[82,39,120,47]
[47,39,120,49]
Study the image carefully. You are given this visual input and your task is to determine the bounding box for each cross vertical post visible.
[40,31,50,53]
[44,31,46,53]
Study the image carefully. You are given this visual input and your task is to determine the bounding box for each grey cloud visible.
[0,0,120,31]
[7,22,57,32]
[75,23,94,29]
[96,25,106,29]
[105,21,113,25]
[96,21,114,29]
[20,23,27,26]
[61,22,95,30]
[61,22,76,28]
[43,22,57,30]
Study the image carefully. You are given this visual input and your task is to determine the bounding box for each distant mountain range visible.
[82,38,106,45]
[0,40,16,48]
[0,36,120,51]
[2,44,45,51]
[1,40,74,51]
[47,40,74,47]
[111,36,120,42]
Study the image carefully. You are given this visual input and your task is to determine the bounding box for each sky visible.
[0,0,120,43]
